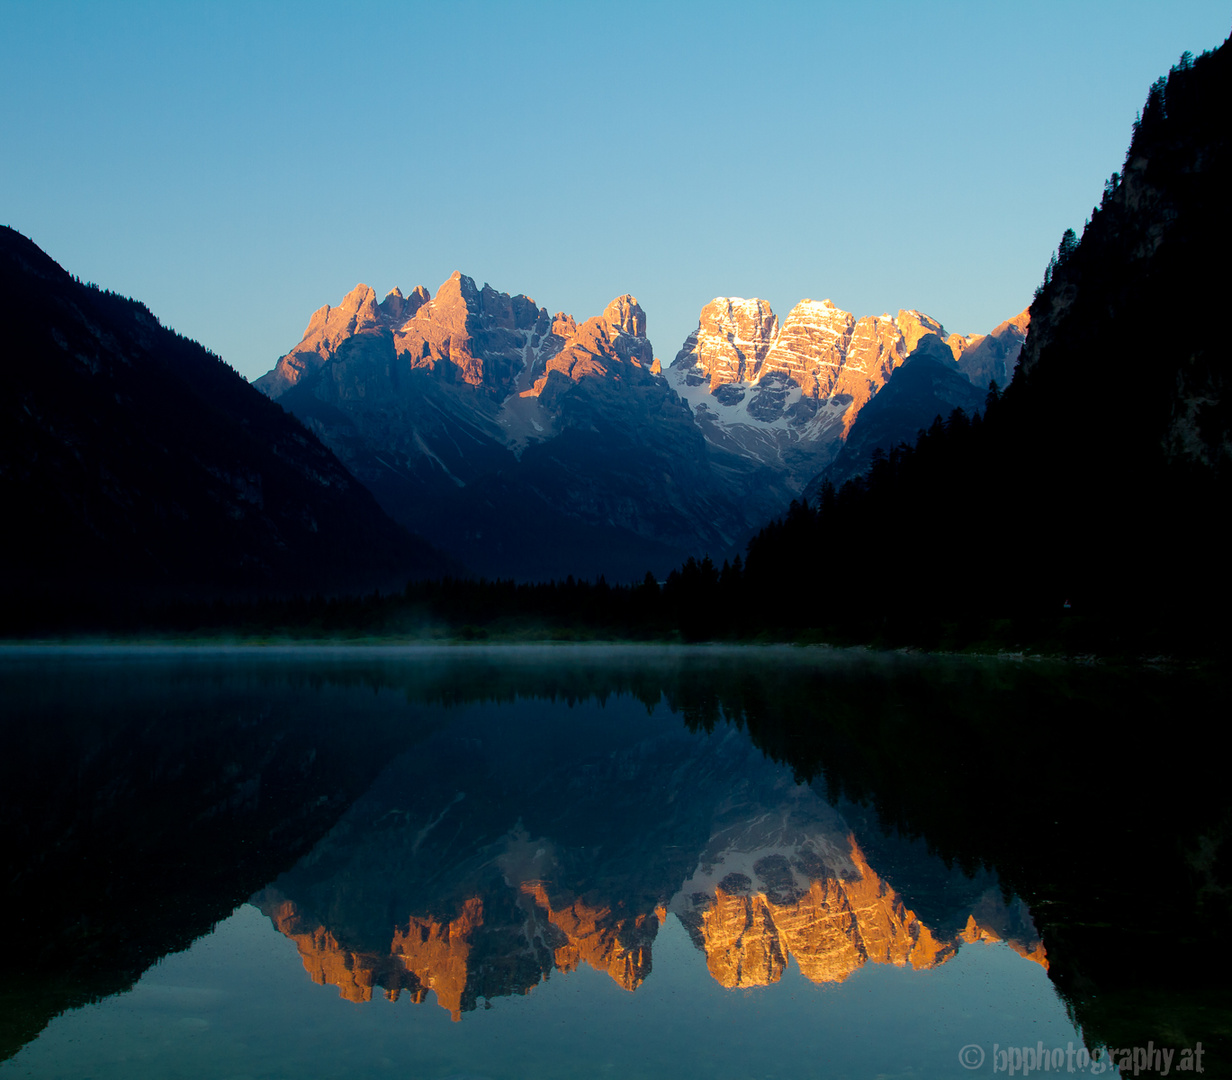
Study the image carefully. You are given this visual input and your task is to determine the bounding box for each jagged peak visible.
[777,297,855,331]
[427,270,478,302]
[297,283,380,338]
[603,294,646,339]
[781,297,853,323]
[946,331,981,360]
[999,307,1031,335]
[446,270,479,297]
[341,282,378,307]
[552,313,578,339]
[693,296,778,327]
[379,283,430,325]
[894,309,947,354]
[407,272,478,323]
[706,295,774,312]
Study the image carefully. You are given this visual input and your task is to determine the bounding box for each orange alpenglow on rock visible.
[668,295,1030,471]
[261,273,660,403]
[949,308,1031,390]
[256,271,552,400]
[673,835,1046,991]
[256,283,386,398]
[689,297,780,389]
[672,296,1026,405]
[261,893,428,1006]
[681,840,954,989]
[671,297,968,420]
[760,299,856,398]
[524,294,656,398]
[392,273,545,390]
[602,294,647,339]
[832,315,913,435]
[390,897,485,1021]
[258,835,1045,1016]
[259,891,484,1021]
[378,284,430,325]
[520,881,659,991]
[895,308,948,356]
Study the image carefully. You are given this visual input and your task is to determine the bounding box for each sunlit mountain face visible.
[3,645,1229,1078]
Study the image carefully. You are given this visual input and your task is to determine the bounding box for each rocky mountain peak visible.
[419,271,478,324]
[306,283,381,341]
[406,275,545,339]
[477,282,518,329]
[667,290,1025,492]
[760,298,856,397]
[603,295,647,339]
[829,314,913,434]
[672,297,779,390]
[952,308,1030,389]
[379,284,430,325]
[253,283,385,398]
[528,305,657,397]
[894,309,948,355]
[551,313,578,340]
[389,272,542,390]
[674,297,959,404]
[843,314,906,378]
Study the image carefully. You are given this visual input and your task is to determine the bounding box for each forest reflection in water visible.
[1,644,1229,1077]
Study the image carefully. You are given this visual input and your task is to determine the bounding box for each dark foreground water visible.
[1,645,1228,1078]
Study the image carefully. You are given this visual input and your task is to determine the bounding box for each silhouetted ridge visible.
[0,226,454,621]
[738,36,1232,637]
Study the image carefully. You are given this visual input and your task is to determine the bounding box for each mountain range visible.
[255,272,1024,581]
[255,276,748,582]
[1,218,1024,607]
[668,296,1026,484]
[7,33,1225,612]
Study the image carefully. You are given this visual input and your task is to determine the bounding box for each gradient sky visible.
[3,1,1229,381]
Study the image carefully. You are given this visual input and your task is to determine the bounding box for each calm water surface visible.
[2,645,1227,1078]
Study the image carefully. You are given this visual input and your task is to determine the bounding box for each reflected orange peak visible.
[520,881,658,991]
[261,893,483,1021]
[687,838,957,989]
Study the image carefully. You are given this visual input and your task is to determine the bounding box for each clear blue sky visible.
[3,1,1229,380]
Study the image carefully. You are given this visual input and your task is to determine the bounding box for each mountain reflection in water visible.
[250,707,1045,1021]
[1,644,1229,1075]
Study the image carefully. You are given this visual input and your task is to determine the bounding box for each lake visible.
[1,644,1227,1078]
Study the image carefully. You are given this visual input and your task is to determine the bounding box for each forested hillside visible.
[737,39,1232,644]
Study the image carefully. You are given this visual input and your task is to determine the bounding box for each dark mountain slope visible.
[992,40,1232,615]
[742,37,1232,637]
[0,227,452,619]
[806,334,988,493]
